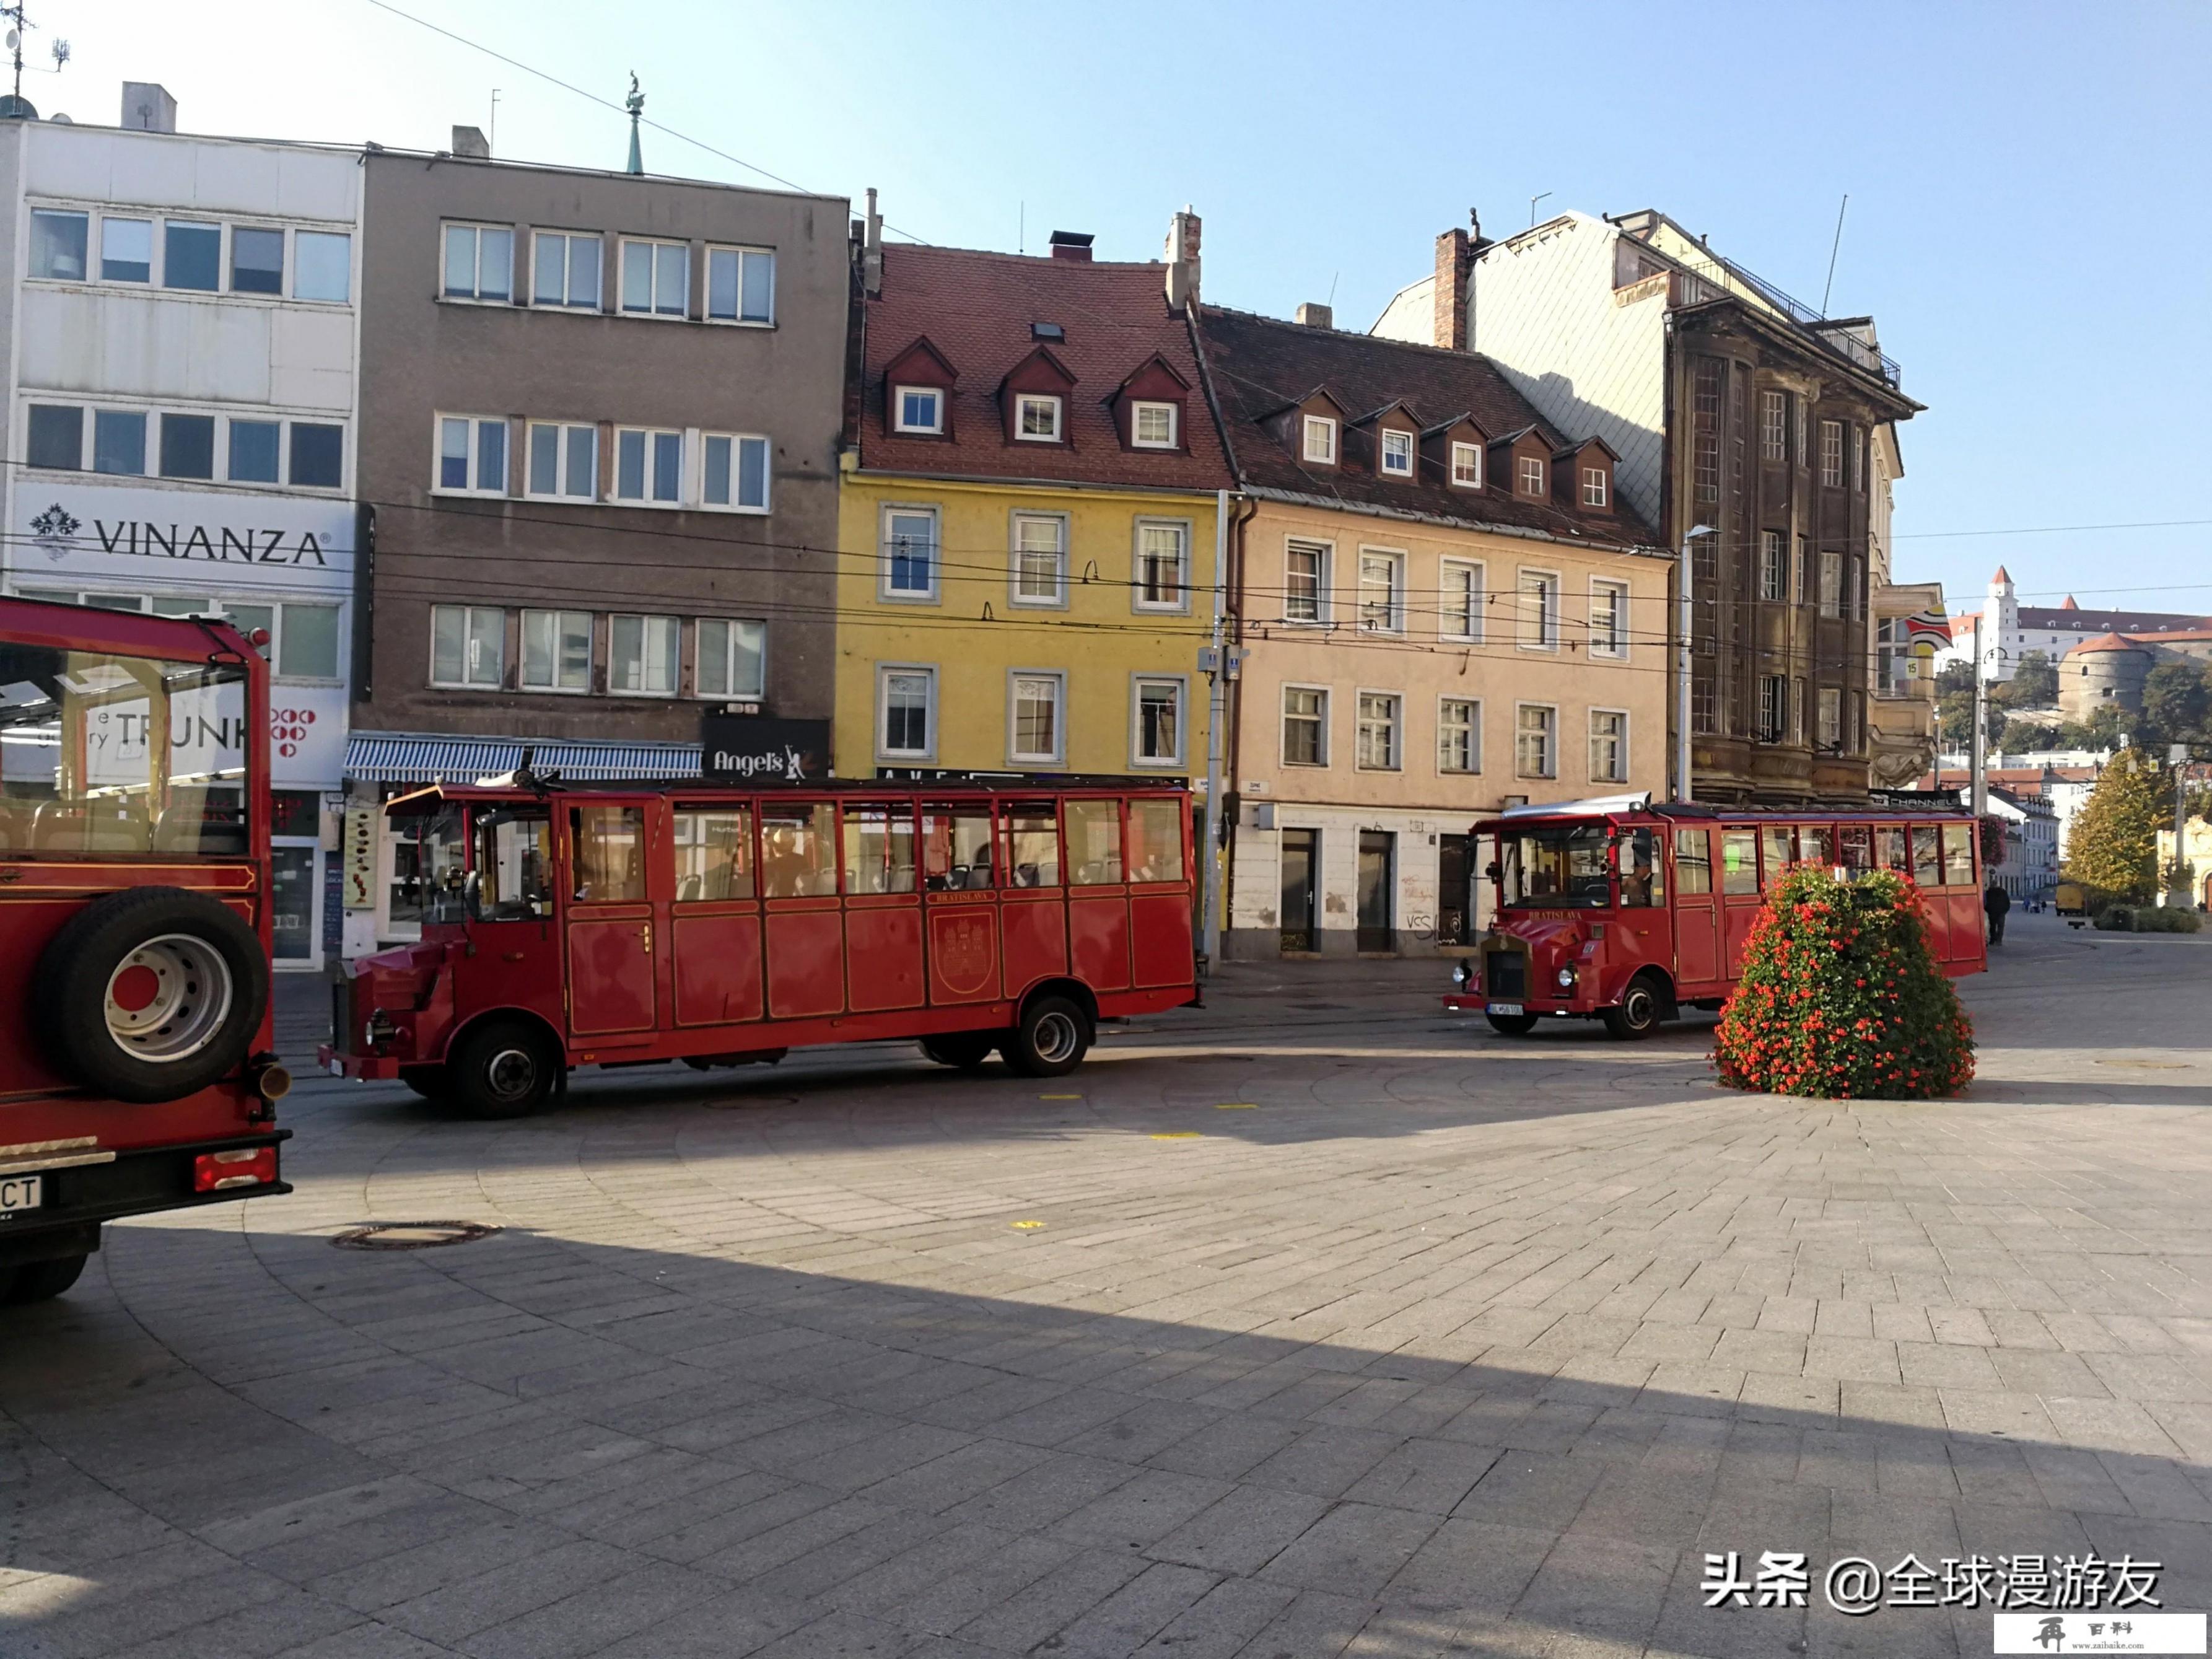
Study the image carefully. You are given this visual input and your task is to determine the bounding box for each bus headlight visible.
[1555,966,1576,989]
[1451,962,1472,988]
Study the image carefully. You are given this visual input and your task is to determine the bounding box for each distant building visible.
[1982,785,2059,898]
[2157,818,2212,910]
[1931,566,2212,681]
[2058,634,2154,722]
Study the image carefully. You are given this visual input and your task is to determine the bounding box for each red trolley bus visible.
[320,774,1199,1115]
[0,597,291,1305]
[1443,792,1988,1040]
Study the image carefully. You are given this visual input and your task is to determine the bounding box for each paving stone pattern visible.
[2,915,2210,1657]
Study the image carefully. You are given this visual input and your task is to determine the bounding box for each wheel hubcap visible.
[1033,1012,1078,1065]
[485,1048,536,1100]
[103,934,233,1062]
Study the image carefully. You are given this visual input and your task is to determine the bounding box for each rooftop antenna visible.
[0,2,38,106]
[487,87,499,155]
[1018,200,1023,255]
[623,72,643,174]
[1529,191,1552,228]
[1820,193,1848,316]
[1326,269,1338,309]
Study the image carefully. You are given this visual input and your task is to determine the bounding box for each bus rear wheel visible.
[1003,996,1091,1078]
[1602,974,1668,1041]
[1485,1012,1539,1036]
[2,1253,87,1305]
[446,1021,561,1119]
[919,1033,997,1071]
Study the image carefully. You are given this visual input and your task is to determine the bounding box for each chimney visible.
[450,125,491,159]
[1047,230,1093,262]
[1163,206,1202,310]
[1295,303,1332,330]
[1433,225,1473,351]
[120,82,177,133]
[860,186,883,298]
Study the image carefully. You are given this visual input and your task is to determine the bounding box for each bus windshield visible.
[0,640,248,857]
[1500,823,1611,908]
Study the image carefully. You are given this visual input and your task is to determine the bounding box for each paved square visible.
[4,913,2210,1657]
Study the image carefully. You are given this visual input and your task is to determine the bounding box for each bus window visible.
[673,806,752,901]
[843,803,917,895]
[1005,802,1061,888]
[1502,824,1609,907]
[1801,825,1834,867]
[417,805,470,922]
[922,805,994,890]
[1840,825,1873,877]
[474,807,552,919]
[1673,828,1712,896]
[1940,823,1975,887]
[1066,800,1124,885]
[1761,826,1795,889]
[1720,830,1758,896]
[761,803,837,897]
[1618,828,1663,907]
[1910,825,1941,887]
[1127,799,1184,883]
[571,805,646,903]
[1876,826,1907,871]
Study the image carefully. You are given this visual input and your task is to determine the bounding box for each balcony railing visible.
[1666,256,1902,388]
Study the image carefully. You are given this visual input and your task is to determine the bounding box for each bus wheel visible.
[1004,996,1091,1078]
[1602,975,1667,1041]
[1484,1012,1539,1036]
[447,1022,559,1119]
[399,1067,448,1100]
[920,1033,996,1071]
[2,1253,87,1305]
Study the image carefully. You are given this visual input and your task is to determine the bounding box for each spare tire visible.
[33,886,268,1103]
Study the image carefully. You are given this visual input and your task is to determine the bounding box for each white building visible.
[1985,786,2059,898]
[1930,566,2211,682]
[0,87,362,970]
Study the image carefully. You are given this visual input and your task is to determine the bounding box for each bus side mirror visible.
[463,869,483,922]
[1485,862,1503,881]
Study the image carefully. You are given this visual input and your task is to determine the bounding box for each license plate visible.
[1486,1002,1524,1017]
[0,1175,43,1215]
[327,1057,345,1077]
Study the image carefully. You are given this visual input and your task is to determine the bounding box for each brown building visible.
[346,134,850,945]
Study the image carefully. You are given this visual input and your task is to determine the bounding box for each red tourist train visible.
[1443,792,1988,1039]
[321,774,1200,1114]
[0,597,291,1305]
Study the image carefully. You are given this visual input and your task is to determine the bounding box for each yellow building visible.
[836,219,1230,785]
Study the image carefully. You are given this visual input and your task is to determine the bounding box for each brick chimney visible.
[1164,207,1202,310]
[451,125,490,159]
[1295,303,1333,330]
[1433,226,1473,351]
[1048,231,1094,262]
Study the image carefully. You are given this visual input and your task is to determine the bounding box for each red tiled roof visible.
[1991,564,2011,584]
[2073,632,2148,654]
[856,243,1233,492]
[1194,305,1655,547]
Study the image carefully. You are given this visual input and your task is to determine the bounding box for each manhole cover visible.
[332,1220,501,1251]
[1290,1001,1344,1012]
[1176,1054,1254,1064]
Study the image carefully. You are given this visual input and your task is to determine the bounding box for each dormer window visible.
[1015,393,1062,442]
[1303,416,1337,465]
[1581,466,1608,507]
[1518,455,1546,497]
[1131,401,1179,449]
[1380,430,1414,477]
[1451,442,1482,488]
[894,386,944,435]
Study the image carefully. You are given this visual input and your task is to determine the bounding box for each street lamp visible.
[1677,524,1718,803]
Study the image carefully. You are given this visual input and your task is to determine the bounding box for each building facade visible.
[1376,210,1923,804]
[347,139,849,948]
[1197,299,1667,960]
[0,88,362,970]
[834,215,1230,797]
[1931,566,2212,682]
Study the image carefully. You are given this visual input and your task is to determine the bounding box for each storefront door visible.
[1279,829,1318,953]
[1357,831,1395,953]
[269,790,322,971]
[1438,834,1473,946]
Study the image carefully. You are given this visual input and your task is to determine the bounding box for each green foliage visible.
[1934,662,1977,698]
[2141,661,2212,751]
[1713,865,1975,1101]
[2096,904,2203,934]
[2006,650,2060,708]
[2065,749,2166,902]
[1998,717,2060,754]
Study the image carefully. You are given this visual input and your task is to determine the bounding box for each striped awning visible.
[344,731,702,784]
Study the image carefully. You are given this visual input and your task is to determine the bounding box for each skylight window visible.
[1031,322,1065,343]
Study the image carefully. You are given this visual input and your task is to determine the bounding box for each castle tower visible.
[1984,564,2019,681]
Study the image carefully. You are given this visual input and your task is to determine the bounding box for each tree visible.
[1712,865,1974,1100]
[2064,748,2167,901]
[2006,650,2060,709]
[2141,660,2211,751]
[1999,716,2060,754]
[1934,662,1977,698]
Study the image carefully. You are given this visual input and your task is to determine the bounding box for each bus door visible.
[1717,826,1761,976]
[1127,796,1194,988]
[668,801,763,1028]
[1065,797,1132,992]
[459,802,560,1018]
[920,800,1000,1005]
[564,799,660,1041]
[1000,799,1069,996]
[759,801,844,1019]
[1612,823,1669,980]
[1669,827,1720,990]
[842,801,924,1013]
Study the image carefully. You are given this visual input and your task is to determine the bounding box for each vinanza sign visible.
[9,484,354,596]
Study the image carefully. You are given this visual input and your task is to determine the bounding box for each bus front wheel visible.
[1485,1012,1539,1036]
[1602,975,1668,1041]
[447,1021,561,1119]
[2,1253,87,1305]
[1003,996,1091,1078]
[920,1033,997,1071]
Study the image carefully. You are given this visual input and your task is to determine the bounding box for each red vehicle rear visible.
[1443,792,1988,1039]
[320,776,1199,1114]
[0,598,291,1304]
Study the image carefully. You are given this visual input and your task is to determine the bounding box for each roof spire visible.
[1991,564,2012,586]
[624,72,644,175]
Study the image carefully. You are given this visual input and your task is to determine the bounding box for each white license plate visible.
[1486,1002,1524,1017]
[327,1057,345,1077]
[0,1175,43,1215]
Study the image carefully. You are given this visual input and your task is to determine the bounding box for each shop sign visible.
[701,715,830,782]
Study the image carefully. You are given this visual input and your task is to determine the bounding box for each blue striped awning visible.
[344,732,702,784]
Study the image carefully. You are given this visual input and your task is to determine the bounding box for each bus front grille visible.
[1484,952,1526,999]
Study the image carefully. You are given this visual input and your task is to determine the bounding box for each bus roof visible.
[386,774,1194,814]
[1472,798,1974,834]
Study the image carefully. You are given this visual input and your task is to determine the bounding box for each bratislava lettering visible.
[28,502,331,566]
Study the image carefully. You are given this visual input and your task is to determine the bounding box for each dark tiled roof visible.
[857,243,1233,491]
[1195,305,1658,548]
[2017,606,2212,633]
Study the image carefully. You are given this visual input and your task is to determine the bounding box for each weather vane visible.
[624,72,644,175]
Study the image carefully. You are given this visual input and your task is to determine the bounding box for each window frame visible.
[1130,673,1187,769]
[1357,546,1405,636]
[518,608,595,694]
[1006,668,1067,768]
[1130,400,1179,449]
[1759,529,1788,603]
[1819,418,1845,488]
[1355,689,1402,773]
[1517,454,1546,498]
[619,235,691,318]
[1759,388,1788,462]
[27,207,90,282]
[876,664,938,761]
[880,504,942,603]
[704,243,776,326]
[1280,683,1330,769]
[1440,558,1485,643]
[1301,414,1337,465]
[530,229,603,310]
[1757,675,1786,744]
[1818,549,1842,618]
[1436,696,1481,776]
[523,421,601,502]
[1008,510,1070,609]
[701,431,772,514]
[440,221,515,304]
[1378,428,1415,478]
[612,425,685,506]
[228,224,286,296]
[1132,518,1192,615]
[1449,440,1482,489]
[694,616,767,701]
[1817,686,1843,749]
[98,213,153,284]
[1588,577,1630,660]
[607,612,682,699]
[1283,538,1332,626]
[162,219,222,292]
[1587,707,1629,784]
[892,385,945,435]
[429,603,507,690]
[1013,392,1064,443]
[1516,567,1562,652]
[1581,465,1609,507]
[434,413,510,497]
[1515,702,1558,779]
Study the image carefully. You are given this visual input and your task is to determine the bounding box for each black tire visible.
[1602,974,1668,1041]
[919,1033,997,1071]
[399,1067,448,1100]
[3,1253,87,1305]
[32,886,268,1104]
[1485,1012,1539,1036]
[1002,995,1091,1078]
[445,1020,560,1120]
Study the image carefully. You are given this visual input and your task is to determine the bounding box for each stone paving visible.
[3,911,2211,1658]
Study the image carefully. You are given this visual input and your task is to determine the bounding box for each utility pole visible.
[1970,615,1987,820]
[2170,743,2193,909]
[1198,489,1233,971]
[1676,525,1716,803]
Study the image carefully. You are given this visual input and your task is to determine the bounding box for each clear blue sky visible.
[44,0,2212,618]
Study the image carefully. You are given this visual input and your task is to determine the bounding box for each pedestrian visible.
[1983,879,2011,946]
